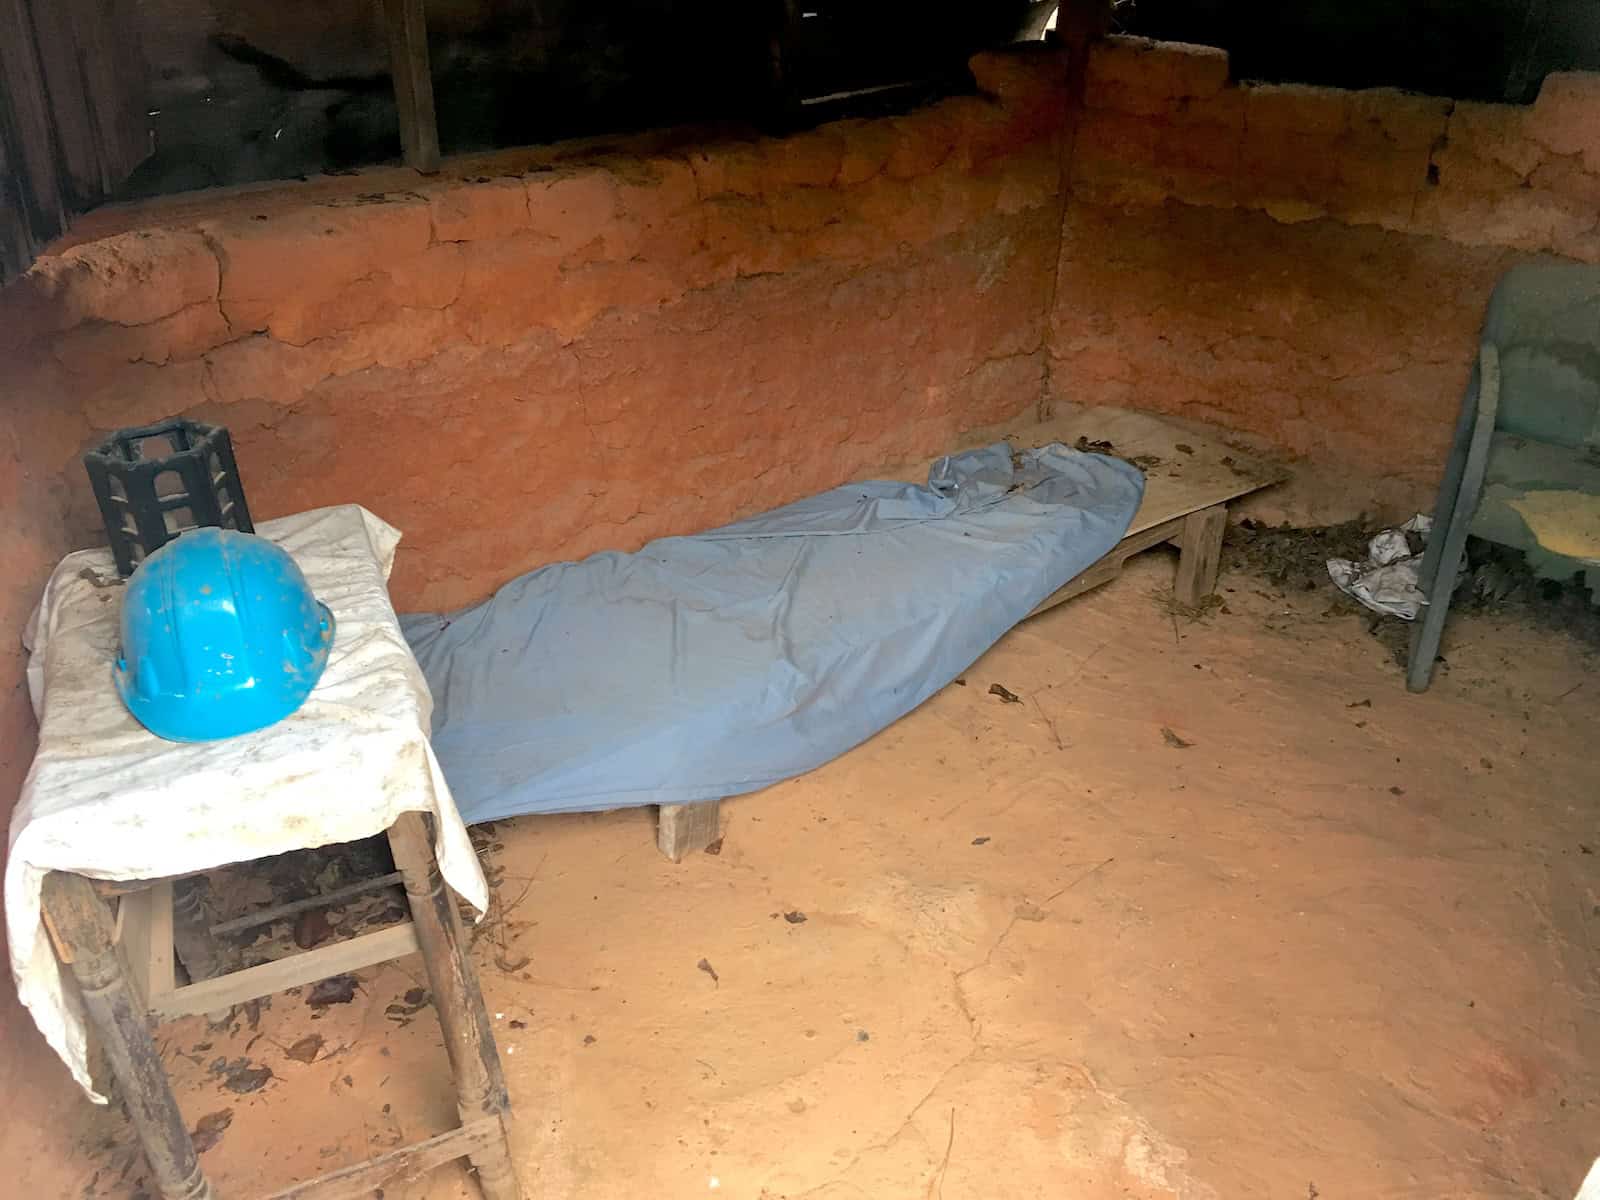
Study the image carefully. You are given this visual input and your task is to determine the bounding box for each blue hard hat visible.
[114,528,336,742]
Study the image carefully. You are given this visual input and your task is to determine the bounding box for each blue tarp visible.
[401,443,1143,824]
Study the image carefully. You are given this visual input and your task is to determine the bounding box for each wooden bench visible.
[654,406,1285,861]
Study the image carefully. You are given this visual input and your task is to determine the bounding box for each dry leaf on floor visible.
[386,987,431,1021]
[190,1110,233,1153]
[306,975,359,1008]
[284,1035,323,1064]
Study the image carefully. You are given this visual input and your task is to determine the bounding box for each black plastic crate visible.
[84,419,254,576]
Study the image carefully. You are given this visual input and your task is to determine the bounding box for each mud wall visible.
[2,53,1066,613]
[1050,36,1600,479]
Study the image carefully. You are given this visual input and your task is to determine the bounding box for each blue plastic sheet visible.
[402,443,1143,823]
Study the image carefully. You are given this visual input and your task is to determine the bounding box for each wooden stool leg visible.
[1173,504,1227,608]
[657,799,721,862]
[42,874,213,1200]
[388,814,521,1200]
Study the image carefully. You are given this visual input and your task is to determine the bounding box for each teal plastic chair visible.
[1407,263,1600,692]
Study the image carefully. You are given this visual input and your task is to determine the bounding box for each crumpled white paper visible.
[1327,514,1433,620]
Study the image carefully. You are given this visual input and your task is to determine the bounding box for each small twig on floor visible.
[929,1108,956,1200]
[471,857,542,969]
[1170,608,1181,646]
[1072,642,1107,680]
[1030,695,1065,750]
[1043,857,1115,905]
[319,1039,361,1062]
[1554,681,1584,703]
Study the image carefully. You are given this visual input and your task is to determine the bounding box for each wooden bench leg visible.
[1173,503,1227,608]
[657,800,721,862]
[388,814,521,1200]
[42,873,213,1200]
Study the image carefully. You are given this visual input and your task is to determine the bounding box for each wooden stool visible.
[41,813,520,1200]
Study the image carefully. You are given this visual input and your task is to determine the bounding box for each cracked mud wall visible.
[1049,37,1600,482]
[0,51,1068,614]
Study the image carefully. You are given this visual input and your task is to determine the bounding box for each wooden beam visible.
[148,923,419,1020]
[1172,503,1228,608]
[1027,515,1187,619]
[381,0,440,173]
[210,871,405,937]
[118,888,156,1009]
[147,879,177,1001]
[264,1117,505,1200]
[657,800,721,862]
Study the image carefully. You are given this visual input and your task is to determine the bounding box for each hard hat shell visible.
[114,528,336,742]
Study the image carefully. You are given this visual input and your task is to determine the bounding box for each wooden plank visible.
[118,888,155,1009]
[147,878,177,1004]
[148,923,419,1020]
[1029,407,1284,535]
[0,114,40,282]
[0,0,149,281]
[210,871,406,937]
[25,0,100,199]
[0,0,65,282]
[877,405,1284,535]
[381,0,440,173]
[657,800,721,862]
[264,1117,504,1200]
[24,0,148,203]
[1172,503,1227,607]
[68,0,150,187]
[1028,514,1186,618]
[43,873,213,1200]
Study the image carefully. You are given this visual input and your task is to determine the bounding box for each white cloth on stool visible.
[7,504,488,1101]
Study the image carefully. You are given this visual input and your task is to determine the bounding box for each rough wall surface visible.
[1050,37,1599,476]
[1,52,1066,613]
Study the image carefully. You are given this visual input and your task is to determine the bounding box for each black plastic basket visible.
[84,419,254,576]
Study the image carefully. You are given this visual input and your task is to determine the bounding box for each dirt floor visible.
[21,537,1600,1200]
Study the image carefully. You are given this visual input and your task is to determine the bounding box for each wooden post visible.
[381,0,441,173]
[1173,503,1227,608]
[387,813,520,1200]
[42,873,213,1200]
[657,800,721,862]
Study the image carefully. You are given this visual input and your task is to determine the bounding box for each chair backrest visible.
[1480,263,1600,450]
